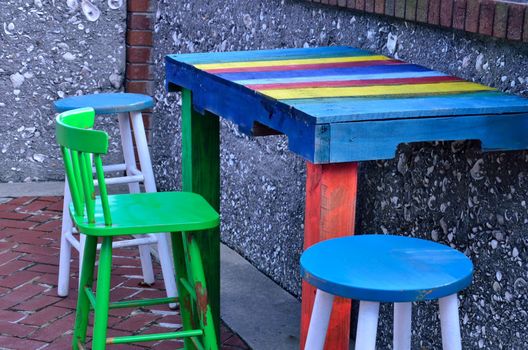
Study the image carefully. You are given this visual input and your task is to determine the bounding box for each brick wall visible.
[307,0,528,41]
[126,0,155,141]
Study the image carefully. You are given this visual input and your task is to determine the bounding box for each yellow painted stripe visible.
[260,82,495,100]
[194,55,390,69]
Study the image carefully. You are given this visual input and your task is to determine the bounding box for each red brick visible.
[493,1,508,38]
[478,0,495,35]
[0,218,35,229]
[0,270,41,288]
[374,0,384,13]
[20,252,59,265]
[5,197,35,206]
[405,0,417,21]
[507,4,525,40]
[127,30,153,46]
[524,7,528,42]
[127,63,153,80]
[48,335,74,349]
[126,81,155,95]
[464,0,479,33]
[346,0,356,9]
[127,13,153,30]
[0,259,32,275]
[0,320,36,337]
[30,313,75,342]
[440,0,454,27]
[0,204,18,213]
[0,309,26,322]
[19,200,54,213]
[151,340,185,349]
[0,211,31,220]
[13,243,58,256]
[113,313,161,331]
[13,294,62,311]
[37,196,61,203]
[128,0,153,12]
[127,46,153,63]
[0,335,48,350]
[356,0,365,11]
[365,0,374,12]
[328,0,337,5]
[338,0,347,6]
[452,0,466,30]
[416,0,429,22]
[385,0,395,16]
[27,214,56,223]
[0,284,46,309]
[428,0,441,25]
[394,0,405,17]
[21,306,70,326]
[32,219,61,232]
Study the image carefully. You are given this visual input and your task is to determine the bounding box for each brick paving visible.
[0,196,250,350]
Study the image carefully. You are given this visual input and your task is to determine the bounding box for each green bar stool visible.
[55,107,219,350]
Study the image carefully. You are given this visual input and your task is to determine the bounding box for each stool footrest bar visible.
[106,329,203,344]
[109,296,179,309]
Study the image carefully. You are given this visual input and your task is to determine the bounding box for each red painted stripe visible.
[204,59,403,74]
[246,75,462,90]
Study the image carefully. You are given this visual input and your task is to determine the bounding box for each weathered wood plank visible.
[300,162,358,350]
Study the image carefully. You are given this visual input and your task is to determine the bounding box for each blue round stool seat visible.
[54,93,154,115]
[301,235,473,303]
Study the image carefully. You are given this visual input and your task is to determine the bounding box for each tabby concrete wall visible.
[0,0,126,183]
[151,0,528,348]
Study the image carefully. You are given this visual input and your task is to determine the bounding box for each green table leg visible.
[181,89,221,346]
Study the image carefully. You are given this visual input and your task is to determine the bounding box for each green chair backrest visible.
[55,107,112,226]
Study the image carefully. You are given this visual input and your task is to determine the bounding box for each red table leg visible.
[300,162,359,350]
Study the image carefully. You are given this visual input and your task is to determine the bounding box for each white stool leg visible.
[439,294,462,350]
[355,301,380,350]
[118,112,155,285]
[393,302,412,350]
[305,289,335,350]
[58,179,73,297]
[130,111,178,300]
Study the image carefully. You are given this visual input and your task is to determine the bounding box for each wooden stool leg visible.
[117,112,155,286]
[439,294,462,350]
[92,237,113,350]
[171,231,195,350]
[58,179,73,297]
[393,302,412,350]
[305,289,335,350]
[355,301,380,350]
[72,236,97,349]
[187,232,219,350]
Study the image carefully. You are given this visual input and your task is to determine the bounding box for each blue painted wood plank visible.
[215,64,430,81]
[54,93,154,115]
[301,235,473,302]
[167,46,370,64]
[287,92,528,123]
[233,70,447,86]
[322,113,528,163]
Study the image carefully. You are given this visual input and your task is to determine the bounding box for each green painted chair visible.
[55,107,220,350]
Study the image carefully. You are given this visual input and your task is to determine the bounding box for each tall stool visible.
[56,108,219,349]
[301,235,473,350]
[54,93,177,302]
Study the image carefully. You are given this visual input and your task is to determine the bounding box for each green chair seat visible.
[71,191,219,236]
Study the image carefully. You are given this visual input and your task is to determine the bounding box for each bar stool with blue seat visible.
[301,234,473,350]
[54,93,177,302]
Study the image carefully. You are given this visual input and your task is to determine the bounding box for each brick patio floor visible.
[0,196,250,350]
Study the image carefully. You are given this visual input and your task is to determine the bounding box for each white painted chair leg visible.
[305,289,335,350]
[118,112,155,285]
[117,112,141,194]
[439,294,462,350]
[57,179,73,297]
[130,111,178,297]
[393,302,412,350]
[355,301,380,350]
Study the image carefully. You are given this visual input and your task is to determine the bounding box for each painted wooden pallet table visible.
[165,46,528,349]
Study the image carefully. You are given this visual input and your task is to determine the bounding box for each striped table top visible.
[166,46,528,163]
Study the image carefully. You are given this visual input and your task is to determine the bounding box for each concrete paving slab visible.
[221,244,301,350]
[0,181,64,197]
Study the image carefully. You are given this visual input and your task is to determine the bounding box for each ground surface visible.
[0,196,249,350]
